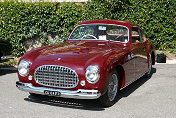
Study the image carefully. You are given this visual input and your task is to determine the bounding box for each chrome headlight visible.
[85,65,100,84]
[18,60,30,77]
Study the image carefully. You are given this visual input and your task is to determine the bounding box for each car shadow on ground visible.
[24,95,104,111]
[24,67,156,111]
[0,66,17,76]
[0,59,17,76]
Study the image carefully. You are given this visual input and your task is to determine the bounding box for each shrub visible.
[86,0,176,50]
[0,1,60,56]
[0,0,175,56]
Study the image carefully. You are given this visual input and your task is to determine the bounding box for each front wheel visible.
[99,70,120,107]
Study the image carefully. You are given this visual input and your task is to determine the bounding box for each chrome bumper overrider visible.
[16,81,101,99]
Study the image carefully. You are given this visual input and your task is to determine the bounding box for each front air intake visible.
[34,65,79,88]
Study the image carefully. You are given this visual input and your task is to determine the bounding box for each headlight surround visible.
[18,60,30,77]
[85,65,100,84]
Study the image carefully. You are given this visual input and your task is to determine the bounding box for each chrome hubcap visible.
[108,74,118,101]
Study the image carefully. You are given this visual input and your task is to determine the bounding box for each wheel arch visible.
[151,51,155,65]
[115,65,125,88]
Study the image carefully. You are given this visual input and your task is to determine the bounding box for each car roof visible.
[78,20,137,27]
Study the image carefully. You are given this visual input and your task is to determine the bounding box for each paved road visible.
[0,64,176,118]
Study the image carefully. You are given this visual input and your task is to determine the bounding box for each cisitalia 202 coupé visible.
[16,20,155,107]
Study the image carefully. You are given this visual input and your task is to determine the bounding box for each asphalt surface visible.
[0,64,176,118]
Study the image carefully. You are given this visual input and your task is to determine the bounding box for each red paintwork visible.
[18,20,155,95]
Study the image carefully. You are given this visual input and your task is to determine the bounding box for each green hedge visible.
[0,1,59,56]
[0,0,175,56]
[85,0,176,50]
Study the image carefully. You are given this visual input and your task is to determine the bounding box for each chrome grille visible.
[34,65,79,88]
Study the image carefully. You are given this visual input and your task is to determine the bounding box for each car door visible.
[123,46,136,85]
[131,26,148,80]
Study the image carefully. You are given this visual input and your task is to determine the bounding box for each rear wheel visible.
[145,54,152,77]
[99,70,120,107]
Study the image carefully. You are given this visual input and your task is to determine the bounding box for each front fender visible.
[86,50,127,95]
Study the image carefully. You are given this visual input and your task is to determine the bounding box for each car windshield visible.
[69,24,128,43]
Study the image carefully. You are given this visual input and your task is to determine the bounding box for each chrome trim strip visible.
[16,81,101,99]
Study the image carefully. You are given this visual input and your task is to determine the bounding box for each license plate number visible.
[44,90,60,96]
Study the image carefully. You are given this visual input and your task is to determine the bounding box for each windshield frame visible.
[68,23,129,44]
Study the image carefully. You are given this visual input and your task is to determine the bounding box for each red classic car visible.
[16,20,155,107]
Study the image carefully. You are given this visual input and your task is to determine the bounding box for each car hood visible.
[29,41,112,67]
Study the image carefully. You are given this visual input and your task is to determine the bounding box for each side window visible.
[132,26,145,43]
[106,25,128,43]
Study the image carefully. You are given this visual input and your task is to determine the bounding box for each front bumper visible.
[16,81,101,99]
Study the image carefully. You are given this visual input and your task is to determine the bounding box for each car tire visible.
[99,70,120,107]
[145,54,152,78]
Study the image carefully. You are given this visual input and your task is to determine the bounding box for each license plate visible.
[44,90,60,96]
